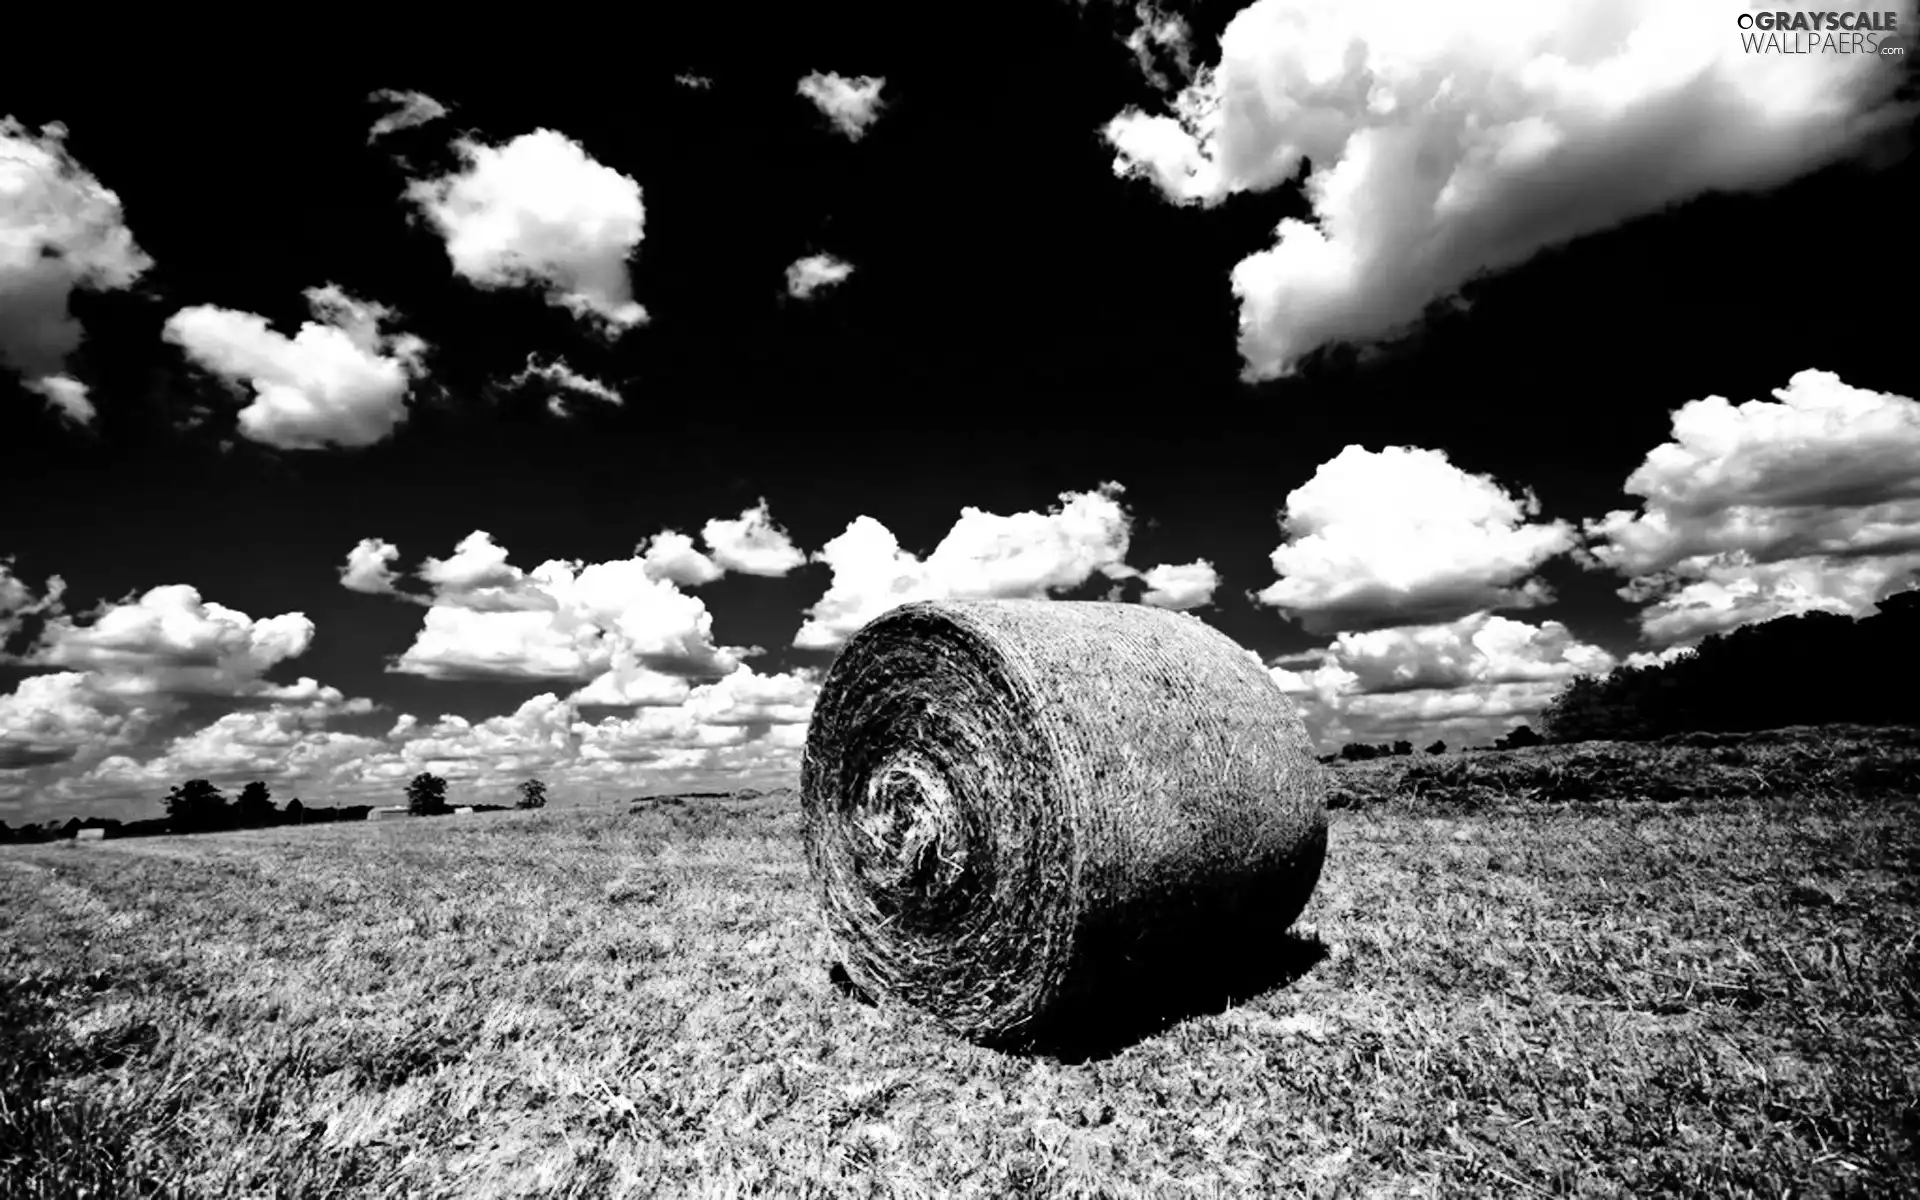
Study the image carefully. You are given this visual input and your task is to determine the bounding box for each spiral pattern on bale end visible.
[801,599,1329,1047]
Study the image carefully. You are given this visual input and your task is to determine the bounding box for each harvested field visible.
[2,751,1917,1197]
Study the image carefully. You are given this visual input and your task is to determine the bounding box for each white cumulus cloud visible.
[363,531,754,702]
[1103,0,1919,378]
[639,531,724,588]
[1587,369,1920,644]
[785,253,854,299]
[1139,560,1220,609]
[26,583,316,698]
[702,501,806,577]
[0,567,371,803]
[795,483,1136,649]
[1259,445,1577,634]
[797,73,888,140]
[1,117,152,419]
[0,672,150,769]
[1269,610,1616,750]
[163,284,429,450]
[406,128,648,335]
[340,537,406,597]
[25,374,94,425]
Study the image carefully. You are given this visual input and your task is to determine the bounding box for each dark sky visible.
[3,2,1917,821]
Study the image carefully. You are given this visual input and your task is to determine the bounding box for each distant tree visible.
[1425,740,1447,755]
[164,778,229,834]
[1338,742,1384,762]
[1391,740,1413,757]
[284,798,305,824]
[406,772,449,816]
[516,778,549,810]
[234,781,275,827]
[1496,725,1544,750]
[1539,672,1656,743]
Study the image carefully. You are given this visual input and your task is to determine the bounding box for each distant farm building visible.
[367,807,410,821]
[73,828,106,842]
[454,807,475,815]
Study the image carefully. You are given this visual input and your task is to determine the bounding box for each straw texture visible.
[801,599,1328,1047]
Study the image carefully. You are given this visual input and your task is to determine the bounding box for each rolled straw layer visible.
[801,599,1328,1046]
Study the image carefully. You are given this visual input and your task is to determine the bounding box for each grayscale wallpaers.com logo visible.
[1737,8,1912,54]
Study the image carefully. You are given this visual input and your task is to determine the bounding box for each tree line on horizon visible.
[0,773,550,845]
[1321,589,1917,763]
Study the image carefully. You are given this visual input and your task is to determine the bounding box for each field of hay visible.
[3,733,1917,1198]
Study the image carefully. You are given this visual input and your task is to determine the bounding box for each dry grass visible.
[2,774,1916,1197]
[1327,724,1920,812]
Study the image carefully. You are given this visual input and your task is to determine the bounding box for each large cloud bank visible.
[1105,0,1916,377]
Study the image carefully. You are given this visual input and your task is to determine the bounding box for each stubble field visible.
[3,746,1917,1198]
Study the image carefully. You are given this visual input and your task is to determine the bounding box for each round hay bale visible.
[801,598,1329,1047]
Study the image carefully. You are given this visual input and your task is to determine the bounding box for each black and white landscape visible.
[1,8,1918,1191]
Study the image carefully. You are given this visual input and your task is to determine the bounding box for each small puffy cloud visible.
[340,537,405,596]
[25,374,93,425]
[392,693,579,773]
[25,584,322,705]
[1139,560,1219,610]
[346,505,800,702]
[367,89,450,143]
[1103,0,1918,378]
[163,284,429,450]
[0,117,152,415]
[1259,445,1576,634]
[795,483,1135,649]
[797,72,887,140]
[577,666,816,772]
[1623,644,1697,671]
[507,353,623,415]
[639,531,723,588]
[251,677,375,717]
[406,128,648,335]
[1586,370,1920,644]
[785,253,854,299]
[676,74,713,90]
[702,501,805,577]
[1269,611,1615,750]
[1323,612,1615,695]
[383,532,753,695]
[416,530,530,600]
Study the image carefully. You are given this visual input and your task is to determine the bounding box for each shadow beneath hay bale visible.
[1020,925,1331,1064]
[824,926,1330,1063]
